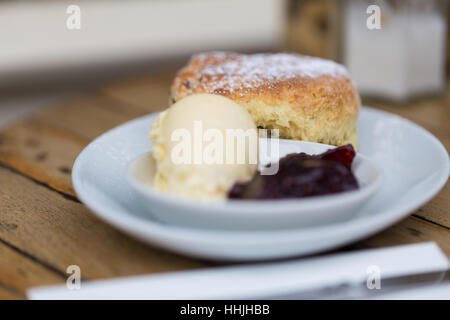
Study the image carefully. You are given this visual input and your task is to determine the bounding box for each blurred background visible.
[0,0,449,126]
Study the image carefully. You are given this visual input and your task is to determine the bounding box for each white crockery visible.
[72,107,449,261]
[127,140,382,230]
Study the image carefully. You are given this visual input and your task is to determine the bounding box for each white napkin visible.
[28,242,449,299]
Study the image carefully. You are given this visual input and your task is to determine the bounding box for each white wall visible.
[0,0,286,83]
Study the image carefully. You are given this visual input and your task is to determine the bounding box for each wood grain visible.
[99,72,175,115]
[0,94,143,197]
[32,95,134,142]
[358,216,450,256]
[0,241,64,298]
[0,119,85,197]
[0,167,207,284]
[0,285,22,300]
[414,182,450,229]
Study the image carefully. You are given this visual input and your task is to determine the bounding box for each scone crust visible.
[170,52,361,148]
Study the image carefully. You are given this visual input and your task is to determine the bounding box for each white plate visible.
[72,107,449,261]
[127,141,382,230]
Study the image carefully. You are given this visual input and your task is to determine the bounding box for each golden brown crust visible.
[170,52,361,147]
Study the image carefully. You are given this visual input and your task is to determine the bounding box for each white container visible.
[343,0,447,101]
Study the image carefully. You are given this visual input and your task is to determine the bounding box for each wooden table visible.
[0,70,448,299]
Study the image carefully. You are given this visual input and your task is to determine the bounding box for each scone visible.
[169,52,361,148]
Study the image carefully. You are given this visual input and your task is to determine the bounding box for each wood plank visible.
[0,119,85,197]
[358,216,450,257]
[0,167,208,284]
[0,285,22,300]
[414,182,450,229]
[0,95,138,197]
[32,95,135,142]
[0,241,64,298]
[98,72,176,115]
[0,72,447,294]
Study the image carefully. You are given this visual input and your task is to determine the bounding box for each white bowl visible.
[127,140,382,230]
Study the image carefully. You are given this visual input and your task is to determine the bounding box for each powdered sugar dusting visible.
[186,52,349,95]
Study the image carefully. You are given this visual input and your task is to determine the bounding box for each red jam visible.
[228,144,358,200]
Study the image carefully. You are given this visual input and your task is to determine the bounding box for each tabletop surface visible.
[0,70,448,299]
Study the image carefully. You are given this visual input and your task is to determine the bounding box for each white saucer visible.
[72,107,449,261]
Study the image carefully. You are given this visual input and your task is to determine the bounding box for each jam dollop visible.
[228,144,358,200]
